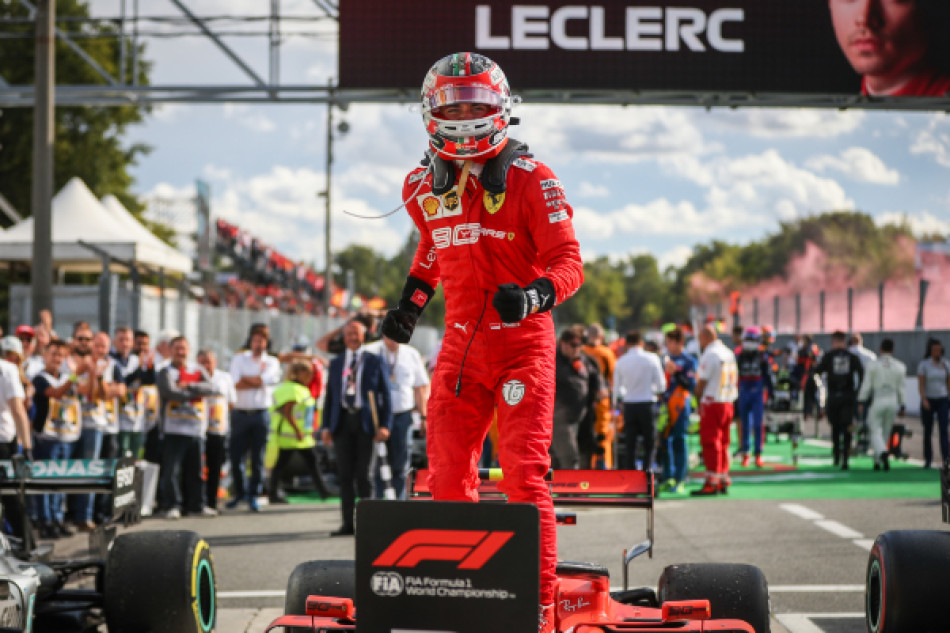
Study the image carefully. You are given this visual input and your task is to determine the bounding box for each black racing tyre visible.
[104,530,217,633]
[865,530,950,633]
[284,559,356,615]
[658,563,770,633]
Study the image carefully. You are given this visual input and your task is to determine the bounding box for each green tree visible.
[0,0,154,225]
[334,232,447,327]
[377,230,446,327]
[333,244,389,298]
[687,212,917,295]
[554,256,629,327]
[621,253,667,330]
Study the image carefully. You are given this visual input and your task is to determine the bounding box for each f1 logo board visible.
[356,500,539,633]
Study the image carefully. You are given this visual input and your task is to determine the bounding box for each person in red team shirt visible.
[380,52,584,633]
[829,0,950,96]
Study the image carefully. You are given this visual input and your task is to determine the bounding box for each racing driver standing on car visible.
[381,52,583,633]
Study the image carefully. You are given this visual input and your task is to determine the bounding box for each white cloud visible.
[573,198,720,241]
[689,149,854,219]
[519,105,717,164]
[910,115,950,168]
[876,212,950,237]
[804,147,900,185]
[705,109,866,138]
[223,104,276,133]
[144,164,409,268]
[202,165,233,181]
[149,104,187,122]
[573,149,853,252]
[576,181,609,198]
[657,245,693,270]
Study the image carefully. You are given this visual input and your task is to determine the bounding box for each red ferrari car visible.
[265,469,770,633]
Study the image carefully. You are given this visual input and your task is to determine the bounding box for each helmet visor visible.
[427,85,503,113]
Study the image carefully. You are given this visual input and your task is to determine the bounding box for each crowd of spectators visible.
[0,306,945,541]
[0,310,431,541]
[550,318,942,496]
[210,219,368,316]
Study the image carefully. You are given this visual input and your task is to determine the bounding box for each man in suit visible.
[321,320,392,536]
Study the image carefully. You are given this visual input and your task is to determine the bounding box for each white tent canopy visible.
[99,193,193,274]
[0,177,192,274]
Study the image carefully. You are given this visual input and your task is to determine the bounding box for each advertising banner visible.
[340,1,950,100]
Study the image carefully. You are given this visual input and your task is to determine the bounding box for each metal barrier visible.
[9,283,442,362]
[11,283,346,361]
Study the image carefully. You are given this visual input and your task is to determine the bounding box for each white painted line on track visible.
[776,613,863,633]
[779,503,824,521]
[814,519,864,539]
[780,503,870,550]
[769,584,863,593]
[775,614,825,633]
[219,590,286,599]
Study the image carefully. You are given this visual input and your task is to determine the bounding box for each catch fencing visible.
[693,279,950,334]
[9,283,441,363]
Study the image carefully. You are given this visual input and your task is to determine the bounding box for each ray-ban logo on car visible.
[373,529,514,570]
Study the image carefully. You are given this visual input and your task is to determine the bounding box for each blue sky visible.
[89,1,950,272]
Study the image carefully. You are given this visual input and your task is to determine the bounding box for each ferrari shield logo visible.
[443,190,459,211]
[484,191,505,215]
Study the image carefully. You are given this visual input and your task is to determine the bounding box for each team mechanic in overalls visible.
[380,52,584,632]
[736,326,772,468]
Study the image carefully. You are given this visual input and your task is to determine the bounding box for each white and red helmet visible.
[421,52,513,161]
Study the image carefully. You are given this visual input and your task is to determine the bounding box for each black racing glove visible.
[381,276,436,343]
[492,278,556,324]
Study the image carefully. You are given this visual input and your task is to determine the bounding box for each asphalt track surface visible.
[52,417,946,633]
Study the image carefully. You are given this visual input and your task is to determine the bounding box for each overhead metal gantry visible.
[1,1,949,110]
[0,0,351,106]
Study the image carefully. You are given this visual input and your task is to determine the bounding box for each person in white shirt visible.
[68,325,122,531]
[857,338,905,471]
[153,328,179,370]
[849,333,877,369]
[16,325,45,380]
[91,331,126,525]
[917,338,950,469]
[612,330,666,471]
[227,324,282,511]
[692,325,738,496]
[198,349,236,512]
[0,338,33,540]
[849,332,877,450]
[363,335,430,499]
[157,337,220,519]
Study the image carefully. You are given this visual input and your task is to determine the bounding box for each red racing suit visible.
[404,153,583,604]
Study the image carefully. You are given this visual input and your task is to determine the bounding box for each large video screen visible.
[339,0,950,99]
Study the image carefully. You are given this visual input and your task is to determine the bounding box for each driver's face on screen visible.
[829,0,928,81]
